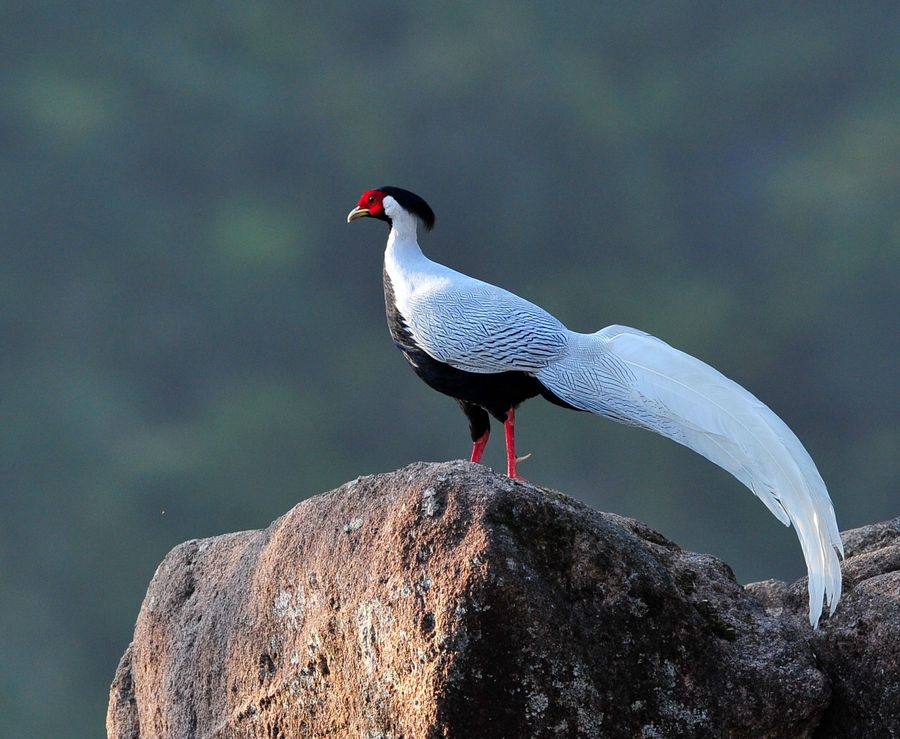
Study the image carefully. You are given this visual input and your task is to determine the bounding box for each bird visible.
[347,185,843,627]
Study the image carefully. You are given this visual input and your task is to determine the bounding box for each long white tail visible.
[536,325,843,627]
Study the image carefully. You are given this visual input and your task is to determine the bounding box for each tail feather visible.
[536,325,843,627]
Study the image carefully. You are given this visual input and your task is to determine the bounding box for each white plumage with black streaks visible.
[349,188,843,628]
[536,325,844,626]
[385,230,568,374]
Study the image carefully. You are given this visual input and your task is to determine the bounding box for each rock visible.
[747,518,900,738]
[108,461,831,738]
[108,645,140,739]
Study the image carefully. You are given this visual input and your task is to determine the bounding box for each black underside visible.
[384,269,577,441]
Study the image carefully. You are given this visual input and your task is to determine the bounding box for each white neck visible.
[385,220,422,260]
[386,204,420,242]
[385,195,420,239]
[382,197,451,311]
[384,196,426,266]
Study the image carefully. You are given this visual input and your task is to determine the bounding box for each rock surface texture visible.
[748,517,900,738]
[108,462,898,738]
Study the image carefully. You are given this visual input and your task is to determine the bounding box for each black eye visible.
[368,195,375,204]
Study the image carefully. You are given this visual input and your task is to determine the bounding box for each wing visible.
[536,325,843,626]
[403,278,568,374]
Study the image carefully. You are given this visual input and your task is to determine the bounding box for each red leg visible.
[504,407,522,479]
[470,430,490,464]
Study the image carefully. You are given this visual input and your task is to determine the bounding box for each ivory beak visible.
[346,206,370,223]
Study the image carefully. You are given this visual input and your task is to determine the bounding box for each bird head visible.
[347,187,435,232]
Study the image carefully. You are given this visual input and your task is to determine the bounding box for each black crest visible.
[379,186,436,231]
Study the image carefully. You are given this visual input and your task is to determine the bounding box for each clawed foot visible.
[507,452,532,480]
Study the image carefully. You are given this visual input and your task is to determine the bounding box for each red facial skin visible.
[357,189,386,218]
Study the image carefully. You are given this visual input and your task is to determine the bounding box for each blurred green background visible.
[2,2,899,735]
